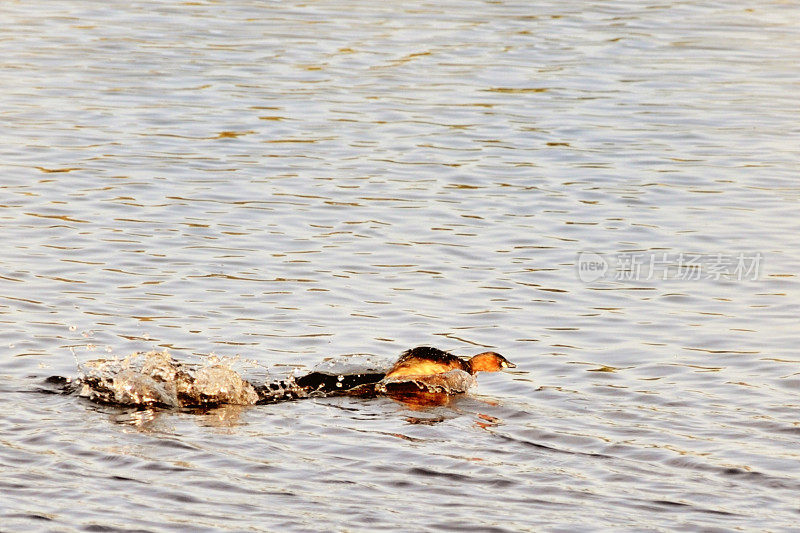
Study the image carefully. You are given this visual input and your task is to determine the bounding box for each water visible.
[1,0,799,530]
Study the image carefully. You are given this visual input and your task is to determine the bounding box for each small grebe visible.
[384,346,517,381]
[384,346,515,380]
[375,346,515,403]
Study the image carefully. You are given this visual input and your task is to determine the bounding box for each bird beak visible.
[502,361,516,369]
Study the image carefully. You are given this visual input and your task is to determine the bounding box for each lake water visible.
[1,0,799,530]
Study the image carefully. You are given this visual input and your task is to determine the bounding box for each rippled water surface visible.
[2,1,799,531]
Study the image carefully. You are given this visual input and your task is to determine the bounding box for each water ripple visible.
[2,0,799,530]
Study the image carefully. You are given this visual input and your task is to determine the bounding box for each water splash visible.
[74,351,478,409]
[78,351,259,408]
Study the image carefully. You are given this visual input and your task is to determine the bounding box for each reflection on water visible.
[110,404,250,431]
[1,0,799,530]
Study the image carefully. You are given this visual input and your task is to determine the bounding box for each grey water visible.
[1,1,799,531]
